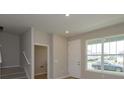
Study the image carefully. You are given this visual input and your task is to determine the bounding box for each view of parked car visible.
[92,61,123,72]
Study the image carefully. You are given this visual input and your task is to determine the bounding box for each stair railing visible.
[22,51,30,65]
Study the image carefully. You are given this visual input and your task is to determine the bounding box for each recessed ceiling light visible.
[65,14,70,16]
[65,30,69,34]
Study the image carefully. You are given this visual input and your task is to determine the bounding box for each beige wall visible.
[35,46,47,75]
[53,35,68,78]
[68,23,124,79]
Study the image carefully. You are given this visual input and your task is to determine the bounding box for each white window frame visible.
[85,34,124,76]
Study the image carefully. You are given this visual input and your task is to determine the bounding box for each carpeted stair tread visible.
[0,67,24,75]
[1,72,27,79]
[0,67,28,79]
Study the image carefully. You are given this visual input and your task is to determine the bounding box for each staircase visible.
[0,67,28,79]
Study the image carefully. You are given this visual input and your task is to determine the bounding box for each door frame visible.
[34,43,50,79]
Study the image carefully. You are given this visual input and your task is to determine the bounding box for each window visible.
[86,35,124,74]
[87,40,102,71]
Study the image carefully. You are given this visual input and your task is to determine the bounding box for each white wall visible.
[33,30,50,45]
[53,35,68,78]
[0,32,20,68]
[33,30,68,79]
[20,28,33,79]
[33,30,53,78]
[68,23,124,79]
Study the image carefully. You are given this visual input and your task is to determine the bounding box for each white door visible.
[68,39,81,78]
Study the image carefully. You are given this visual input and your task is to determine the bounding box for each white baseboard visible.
[0,65,20,68]
[35,72,47,76]
[55,75,70,79]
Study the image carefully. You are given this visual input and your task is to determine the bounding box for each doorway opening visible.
[34,45,48,79]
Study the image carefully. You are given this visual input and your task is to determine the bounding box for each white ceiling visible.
[0,14,124,36]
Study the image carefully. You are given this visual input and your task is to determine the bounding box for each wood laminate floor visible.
[35,74,47,79]
[64,77,78,79]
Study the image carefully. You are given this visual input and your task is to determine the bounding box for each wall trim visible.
[33,43,50,79]
[0,65,20,68]
[35,72,47,76]
[55,75,70,79]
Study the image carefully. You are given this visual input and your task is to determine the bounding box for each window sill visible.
[86,69,124,77]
